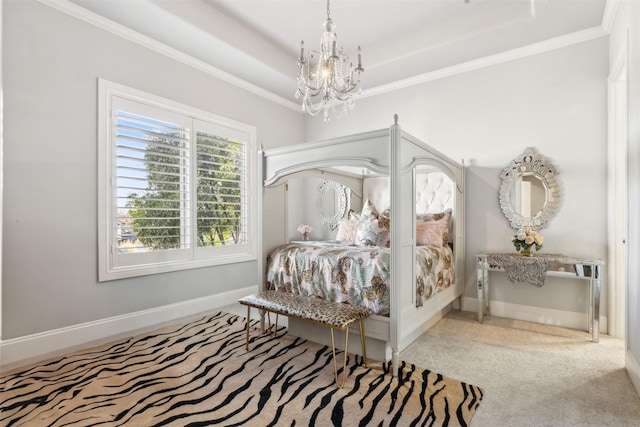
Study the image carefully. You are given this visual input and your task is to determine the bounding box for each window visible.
[98,79,257,281]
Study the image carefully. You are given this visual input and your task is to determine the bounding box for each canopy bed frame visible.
[256,116,465,376]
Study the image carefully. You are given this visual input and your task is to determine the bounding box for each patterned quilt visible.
[265,242,454,316]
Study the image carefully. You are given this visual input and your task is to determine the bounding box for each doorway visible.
[607,42,628,339]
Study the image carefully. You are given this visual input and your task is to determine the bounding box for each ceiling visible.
[69,0,609,106]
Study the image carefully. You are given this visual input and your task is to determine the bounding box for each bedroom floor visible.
[223,303,640,426]
[402,310,640,426]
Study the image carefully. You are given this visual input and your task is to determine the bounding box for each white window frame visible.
[98,79,257,281]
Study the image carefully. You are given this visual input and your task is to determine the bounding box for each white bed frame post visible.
[460,159,466,311]
[257,146,266,332]
[389,115,402,377]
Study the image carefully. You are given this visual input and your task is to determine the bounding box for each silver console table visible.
[476,253,604,342]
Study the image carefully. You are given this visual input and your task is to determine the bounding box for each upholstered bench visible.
[239,290,370,387]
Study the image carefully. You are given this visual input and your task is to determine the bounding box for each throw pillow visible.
[416,221,444,247]
[335,211,360,244]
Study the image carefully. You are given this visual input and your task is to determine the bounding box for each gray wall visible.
[305,38,609,321]
[2,0,303,340]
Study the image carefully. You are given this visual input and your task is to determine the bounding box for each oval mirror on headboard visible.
[317,180,350,230]
[499,148,560,230]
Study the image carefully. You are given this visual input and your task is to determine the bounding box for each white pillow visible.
[354,200,390,247]
[335,211,360,244]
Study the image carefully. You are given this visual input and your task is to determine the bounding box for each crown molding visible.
[359,26,608,100]
[38,0,610,111]
[601,0,620,34]
[37,0,301,112]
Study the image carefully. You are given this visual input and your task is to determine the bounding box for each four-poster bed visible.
[256,116,465,376]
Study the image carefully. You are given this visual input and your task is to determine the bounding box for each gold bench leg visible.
[330,327,350,388]
[265,312,279,337]
[246,306,280,352]
[245,306,251,351]
[359,319,367,368]
[267,312,272,335]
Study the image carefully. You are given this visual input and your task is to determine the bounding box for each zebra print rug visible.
[1,311,483,426]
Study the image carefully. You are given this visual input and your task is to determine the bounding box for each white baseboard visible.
[0,286,257,372]
[1,292,611,372]
[627,349,640,397]
[462,297,608,333]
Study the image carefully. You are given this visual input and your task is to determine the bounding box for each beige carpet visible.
[1,311,483,426]
[401,310,640,426]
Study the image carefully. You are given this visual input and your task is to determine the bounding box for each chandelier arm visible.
[298,78,326,93]
[332,94,353,102]
[301,88,324,98]
[333,85,360,95]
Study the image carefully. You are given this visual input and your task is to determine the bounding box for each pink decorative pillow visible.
[416,209,451,246]
[416,221,444,247]
[416,210,451,223]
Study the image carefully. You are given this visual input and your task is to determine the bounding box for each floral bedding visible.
[265,241,454,316]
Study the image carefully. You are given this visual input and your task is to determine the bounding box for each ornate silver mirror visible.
[317,180,350,230]
[499,148,560,230]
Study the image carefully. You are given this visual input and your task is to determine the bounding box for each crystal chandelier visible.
[296,0,364,121]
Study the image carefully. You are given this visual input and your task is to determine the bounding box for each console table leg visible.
[587,280,595,334]
[477,264,484,322]
[477,256,490,322]
[592,265,601,343]
[483,268,490,317]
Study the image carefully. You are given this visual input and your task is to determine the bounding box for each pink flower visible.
[297,224,312,235]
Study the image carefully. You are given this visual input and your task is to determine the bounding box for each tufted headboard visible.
[362,172,455,214]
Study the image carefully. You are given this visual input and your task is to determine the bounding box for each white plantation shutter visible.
[115,109,191,252]
[99,80,257,281]
[196,128,248,247]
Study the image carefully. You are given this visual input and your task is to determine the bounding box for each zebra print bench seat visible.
[239,290,370,387]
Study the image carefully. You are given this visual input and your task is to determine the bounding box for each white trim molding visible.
[37,0,300,112]
[463,297,608,334]
[359,26,608,100]
[0,286,257,372]
[602,0,621,34]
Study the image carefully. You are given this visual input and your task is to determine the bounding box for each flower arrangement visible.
[512,228,543,254]
[297,224,312,240]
